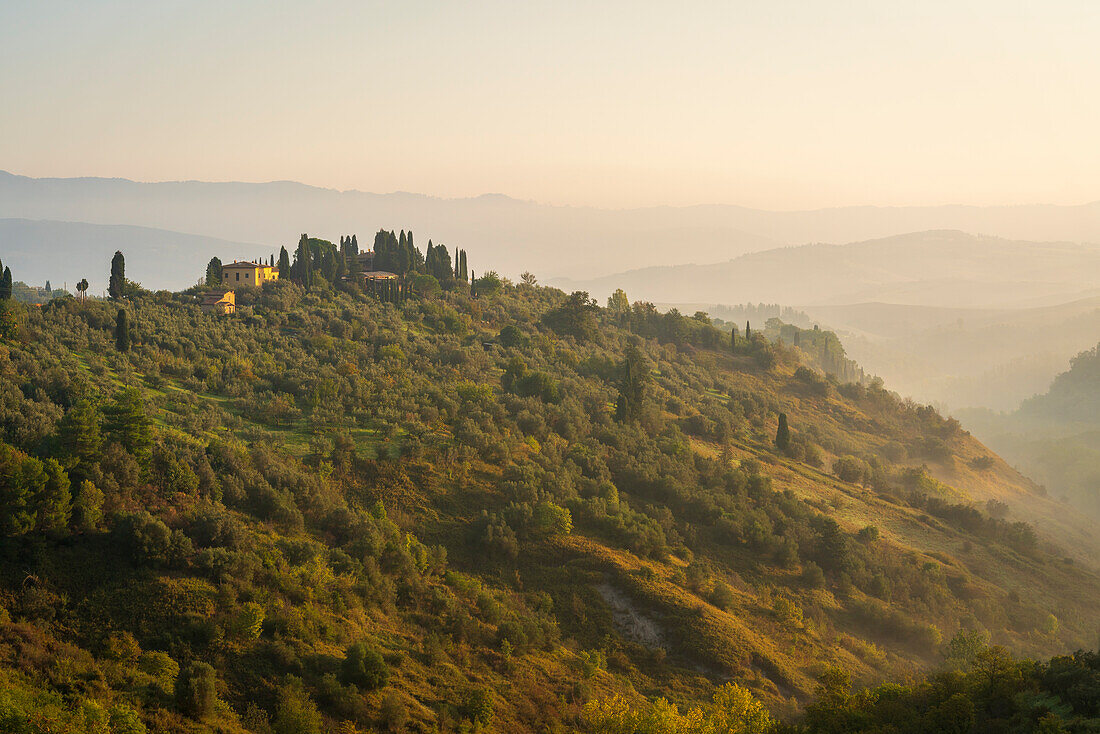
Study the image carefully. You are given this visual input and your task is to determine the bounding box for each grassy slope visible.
[0,283,1098,732]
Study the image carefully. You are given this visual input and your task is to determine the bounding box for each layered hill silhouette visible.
[0,219,264,294]
[5,171,1100,282]
[553,230,1100,308]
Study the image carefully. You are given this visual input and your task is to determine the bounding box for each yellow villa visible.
[223,260,279,287]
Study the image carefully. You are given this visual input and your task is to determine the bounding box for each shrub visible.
[463,687,494,727]
[340,642,389,690]
[273,678,322,734]
[176,660,216,719]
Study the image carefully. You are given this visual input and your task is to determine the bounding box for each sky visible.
[2,0,1099,210]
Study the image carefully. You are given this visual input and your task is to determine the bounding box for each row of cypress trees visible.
[374,229,469,283]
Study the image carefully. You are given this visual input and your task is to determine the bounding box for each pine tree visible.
[58,400,103,471]
[775,413,790,451]
[115,309,131,352]
[36,458,71,533]
[103,388,152,464]
[206,257,223,286]
[76,278,89,303]
[109,251,126,300]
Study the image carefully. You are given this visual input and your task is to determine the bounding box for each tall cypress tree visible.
[615,344,648,422]
[0,266,11,301]
[745,321,751,341]
[731,325,738,351]
[294,235,312,288]
[460,250,468,282]
[205,257,223,286]
[775,413,790,451]
[115,309,130,353]
[108,251,126,300]
[277,246,290,275]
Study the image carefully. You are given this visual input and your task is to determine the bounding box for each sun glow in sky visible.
[2,0,1099,209]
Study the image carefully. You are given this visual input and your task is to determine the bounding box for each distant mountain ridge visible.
[0,219,264,293]
[552,230,1100,309]
[4,171,1100,282]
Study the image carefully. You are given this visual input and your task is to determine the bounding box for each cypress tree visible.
[775,413,790,451]
[108,251,126,300]
[0,267,11,301]
[295,235,312,288]
[45,280,51,293]
[351,234,358,254]
[745,321,751,341]
[460,250,468,281]
[615,344,648,422]
[277,246,291,275]
[731,325,738,351]
[205,257,223,286]
[115,309,130,352]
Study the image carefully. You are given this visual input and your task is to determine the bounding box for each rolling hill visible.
[0,244,1097,731]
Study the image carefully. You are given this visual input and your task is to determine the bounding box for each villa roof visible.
[199,290,233,304]
[224,260,275,269]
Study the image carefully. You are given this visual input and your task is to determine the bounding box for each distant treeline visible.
[707,303,815,330]
[764,318,868,386]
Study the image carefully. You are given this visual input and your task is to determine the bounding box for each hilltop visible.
[0,241,1096,732]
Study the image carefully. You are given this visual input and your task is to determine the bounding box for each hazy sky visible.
[2,0,1098,209]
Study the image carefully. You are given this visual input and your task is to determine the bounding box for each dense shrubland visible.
[0,245,1094,732]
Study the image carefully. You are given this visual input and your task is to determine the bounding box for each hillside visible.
[0,244,1097,732]
[962,343,1100,516]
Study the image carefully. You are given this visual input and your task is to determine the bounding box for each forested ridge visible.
[0,235,1097,733]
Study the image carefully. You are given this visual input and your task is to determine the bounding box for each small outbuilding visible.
[200,289,236,314]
